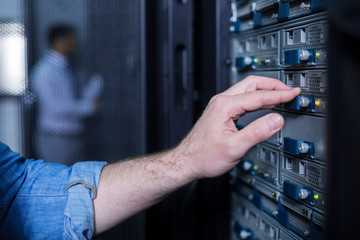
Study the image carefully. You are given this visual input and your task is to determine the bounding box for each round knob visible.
[298,189,309,199]
[272,210,279,216]
[225,58,232,66]
[299,96,310,107]
[299,142,310,153]
[243,56,253,66]
[299,50,311,61]
[239,230,252,239]
[242,161,252,171]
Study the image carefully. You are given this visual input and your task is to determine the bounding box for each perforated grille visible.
[87,0,146,161]
[306,75,328,100]
[282,164,326,195]
[308,24,327,43]
[285,71,328,100]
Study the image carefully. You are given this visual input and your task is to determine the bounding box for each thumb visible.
[232,113,284,156]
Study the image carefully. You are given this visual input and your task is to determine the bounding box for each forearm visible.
[92,76,300,235]
[93,147,196,234]
[53,98,95,118]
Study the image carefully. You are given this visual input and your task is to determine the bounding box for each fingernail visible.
[267,114,283,131]
[294,87,301,95]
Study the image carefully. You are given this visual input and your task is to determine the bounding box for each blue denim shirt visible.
[0,142,107,239]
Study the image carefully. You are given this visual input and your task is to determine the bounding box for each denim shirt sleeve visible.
[63,161,107,239]
[0,142,107,239]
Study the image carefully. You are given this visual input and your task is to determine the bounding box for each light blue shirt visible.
[32,50,102,135]
[0,141,107,239]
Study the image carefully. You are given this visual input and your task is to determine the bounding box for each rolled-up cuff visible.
[63,161,107,240]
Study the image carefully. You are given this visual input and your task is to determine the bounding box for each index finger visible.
[220,88,301,119]
[222,75,293,96]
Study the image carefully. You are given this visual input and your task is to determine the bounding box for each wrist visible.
[172,143,200,183]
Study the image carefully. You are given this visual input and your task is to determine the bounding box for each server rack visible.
[228,1,327,239]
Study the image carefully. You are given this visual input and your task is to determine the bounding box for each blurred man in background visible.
[31,24,103,166]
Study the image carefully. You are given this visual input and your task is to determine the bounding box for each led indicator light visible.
[254,165,259,171]
[316,52,321,58]
[272,192,275,197]
[254,58,259,63]
[315,100,321,106]
[248,178,252,183]
[322,200,325,205]
[314,194,319,200]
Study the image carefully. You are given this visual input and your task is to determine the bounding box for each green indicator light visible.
[316,52,321,58]
[314,194,319,200]
[254,165,259,171]
[254,58,259,64]
[248,178,252,183]
[272,192,275,197]
[322,200,325,205]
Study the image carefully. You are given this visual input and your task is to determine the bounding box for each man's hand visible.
[93,76,300,235]
[175,75,300,178]
[83,73,104,100]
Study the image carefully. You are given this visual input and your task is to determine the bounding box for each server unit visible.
[229,1,327,239]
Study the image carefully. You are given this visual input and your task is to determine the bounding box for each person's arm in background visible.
[82,73,103,101]
[81,73,104,114]
[93,76,301,234]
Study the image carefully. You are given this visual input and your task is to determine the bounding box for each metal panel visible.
[281,113,326,160]
[281,153,326,210]
[282,69,328,115]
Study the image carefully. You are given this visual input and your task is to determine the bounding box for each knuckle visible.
[211,95,228,109]
[209,94,220,104]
